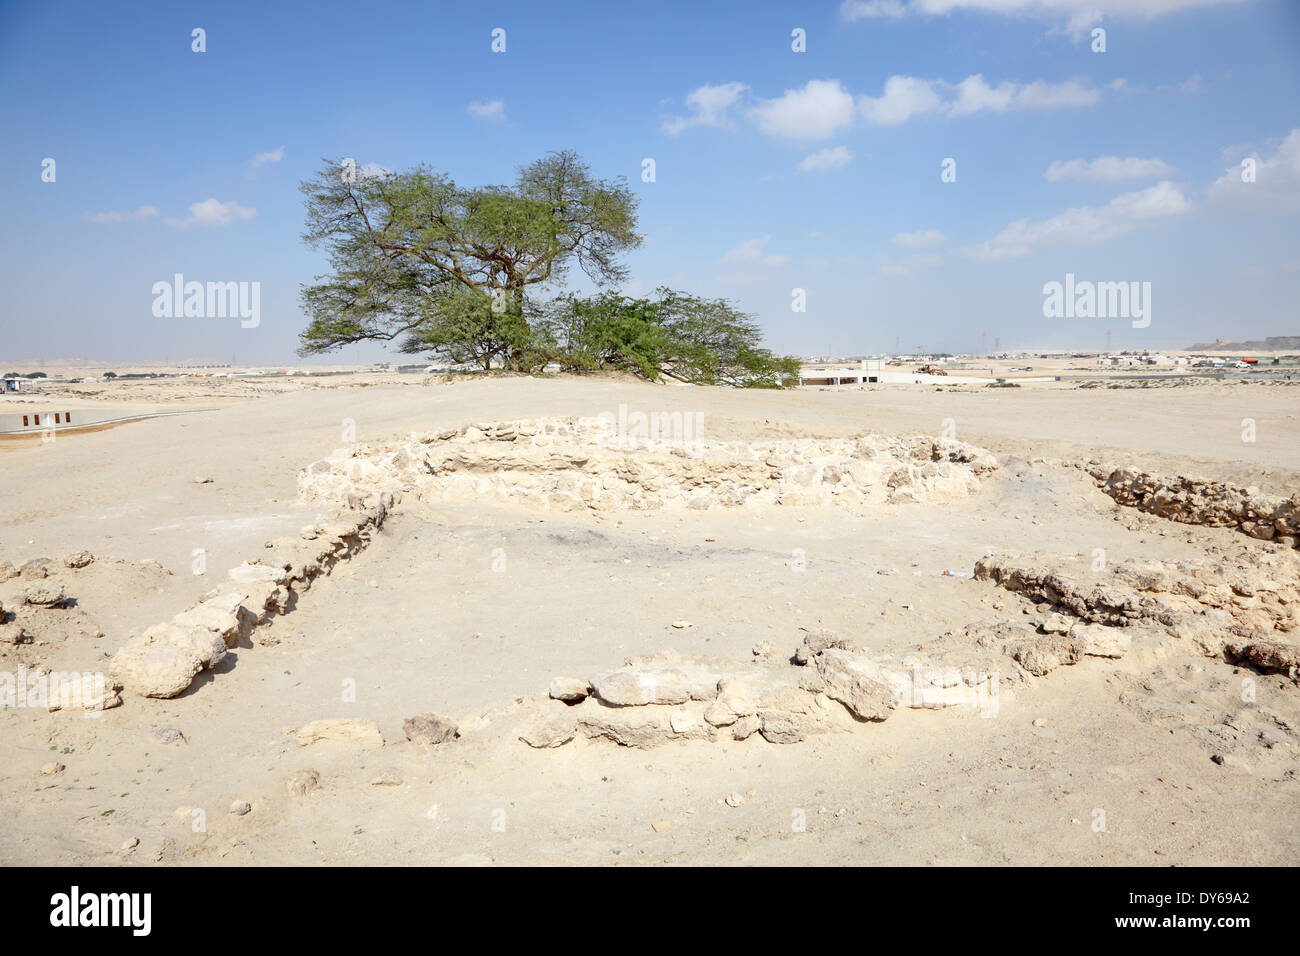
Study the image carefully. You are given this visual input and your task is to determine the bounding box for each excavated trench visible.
[65,416,1298,756]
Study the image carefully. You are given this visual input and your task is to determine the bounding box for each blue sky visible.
[1,0,1298,365]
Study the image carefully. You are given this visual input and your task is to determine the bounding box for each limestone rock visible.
[815,649,896,721]
[287,769,320,797]
[132,622,226,669]
[19,558,50,579]
[297,718,384,748]
[1071,623,1131,658]
[46,673,121,712]
[23,580,66,607]
[110,644,204,699]
[590,661,721,707]
[402,713,459,746]
[0,622,29,645]
[548,677,590,702]
[227,563,288,586]
[1225,639,1300,674]
[519,705,577,749]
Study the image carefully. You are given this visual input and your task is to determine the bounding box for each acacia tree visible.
[540,288,801,387]
[297,151,641,359]
[397,285,542,372]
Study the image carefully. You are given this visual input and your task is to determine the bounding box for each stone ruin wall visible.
[297,417,1000,514]
[1082,462,1300,549]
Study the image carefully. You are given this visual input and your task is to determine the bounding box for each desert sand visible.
[0,370,1297,865]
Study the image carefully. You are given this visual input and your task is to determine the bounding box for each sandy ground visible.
[0,373,1296,865]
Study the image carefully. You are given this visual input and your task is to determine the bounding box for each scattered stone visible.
[109,644,203,699]
[1039,613,1074,635]
[1032,718,1047,727]
[793,628,858,665]
[402,713,459,746]
[63,551,94,569]
[548,677,590,702]
[41,762,64,775]
[369,771,403,787]
[23,580,66,607]
[228,563,287,586]
[1072,623,1132,659]
[731,714,761,740]
[724,792,745,808]
[671,620,693,629]
[815,649,896,721]
[0,623,29,645]
[1225,638,1300,675]
[297,718,384,748]
[47,674,121,713]
[519,707,577,749]
[120,837,139,852]
[651,820,673,833]
[287,769,321,796]
[153,727,185,745]
[193,476,213,484]
[669,710,698,734]
[19,558,50,580]
[590,660,721,707]
[229,800,251,815]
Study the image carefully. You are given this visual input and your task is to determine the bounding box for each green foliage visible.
[541,288,800,387]
[397,286,545,373]
[297,151,797,387]
[297,151,640,357]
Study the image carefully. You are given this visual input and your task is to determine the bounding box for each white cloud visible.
[750,80,856,140]
[677,72,1099,141]
[249,146,285,166]
[892,229,946,247]
[859,76,943,125]
[798,146,854,173]
[841,0,1246,32]
[721,236,790,268]
[85,205,159,224]
[468,99,506,121]
[840,0,906,17]
[949,74,1099,114]
[967,181,1191,259]
[1045,156,1176,181]
[164,199,258,229]
[1209,129,1300,209]
[855,73,1098,125]
[661,81,748,135]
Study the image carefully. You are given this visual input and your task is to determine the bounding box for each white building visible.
[799,358,885,386]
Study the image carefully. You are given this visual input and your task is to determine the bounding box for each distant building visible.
[798,357,885,386]
[2,377,33,393]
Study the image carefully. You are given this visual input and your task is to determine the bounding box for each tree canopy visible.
[298,150,640,355]
[298,151,799,388]
[540,289,800,387]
